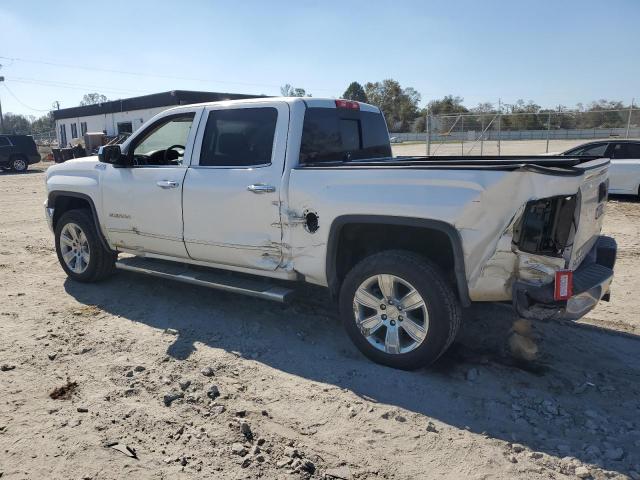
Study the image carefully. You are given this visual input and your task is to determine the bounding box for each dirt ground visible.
[1,166,639,480]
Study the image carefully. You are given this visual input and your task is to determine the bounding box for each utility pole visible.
[626,98,634,139]
[0,76,4,133]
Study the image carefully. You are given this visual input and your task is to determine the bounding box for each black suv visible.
[0,134,41,172]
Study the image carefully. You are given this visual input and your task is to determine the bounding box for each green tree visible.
[426,95,468,115]
[364,79,421,131]
[2,113,31,134]
[31,112,55,133]
[342,82,368,102]
[280,84,311,97]
[80,93,109,106]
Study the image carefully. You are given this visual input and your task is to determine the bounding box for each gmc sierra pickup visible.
[44,97,616,369]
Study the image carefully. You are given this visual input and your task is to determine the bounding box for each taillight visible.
[335,99,360,110]
[554,270,573,301]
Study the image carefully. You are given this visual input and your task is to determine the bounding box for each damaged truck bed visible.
[44,97,616,369]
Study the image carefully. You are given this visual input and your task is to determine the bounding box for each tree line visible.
[0,85,635,137]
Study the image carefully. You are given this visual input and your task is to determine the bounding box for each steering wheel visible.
[164,144,185,164]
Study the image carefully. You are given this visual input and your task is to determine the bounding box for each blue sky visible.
[1,0,638,117]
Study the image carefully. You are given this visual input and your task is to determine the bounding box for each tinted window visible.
[611,143,640,159]
[300,108,391,163]
[0,137,10,147]
[199,108,277,167]
[566,143,608,156]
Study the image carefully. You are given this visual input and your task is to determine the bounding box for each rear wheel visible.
[55,209,116,282]
[339,250,461,370]
[10,156,28,172]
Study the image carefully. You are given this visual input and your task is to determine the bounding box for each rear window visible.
[299,107,391,164]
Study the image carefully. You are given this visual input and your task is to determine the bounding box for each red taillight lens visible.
[335,99,360,110]
[554,270,573,301]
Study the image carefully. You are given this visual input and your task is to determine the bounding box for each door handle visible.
[157,180,179,189]
[247,184,276,194]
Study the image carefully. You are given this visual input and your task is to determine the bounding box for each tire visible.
[339,250,461,370]
[10,156,28,173]
[55,209,117,282]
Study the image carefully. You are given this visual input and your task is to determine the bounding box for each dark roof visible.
[52,90,264,120]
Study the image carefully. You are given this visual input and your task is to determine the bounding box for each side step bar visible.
[115,256,295,303]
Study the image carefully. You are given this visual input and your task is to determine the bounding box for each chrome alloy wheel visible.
[59,223,91,274]
[12,158,27,171]
[352,274,429,354]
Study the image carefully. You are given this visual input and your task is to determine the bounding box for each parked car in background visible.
[0,134,41,172]
[562,140,640,197]
[389,136,404,144]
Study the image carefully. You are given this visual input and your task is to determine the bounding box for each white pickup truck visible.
[44,97,616,369]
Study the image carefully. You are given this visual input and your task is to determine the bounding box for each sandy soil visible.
[1,167,639,480]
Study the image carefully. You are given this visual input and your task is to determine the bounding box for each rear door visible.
[182,101,288,270]
[607,142,640,195]
[0,137,11,164]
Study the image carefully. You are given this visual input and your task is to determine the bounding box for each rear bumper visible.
[28,154,41,165]
[513,235,616,321]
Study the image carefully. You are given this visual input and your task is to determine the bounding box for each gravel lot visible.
[1,166,639,480]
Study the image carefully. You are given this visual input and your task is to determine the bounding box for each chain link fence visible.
[390,107,640,156]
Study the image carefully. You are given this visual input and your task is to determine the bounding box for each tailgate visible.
[568,159,610,270]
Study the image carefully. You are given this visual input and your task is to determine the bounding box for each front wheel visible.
[55,209,116,282]
[339,250,461,370]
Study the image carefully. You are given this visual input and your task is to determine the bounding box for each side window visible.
[131,113,195,166]
[627,143,640,158]
[0,137,10,147]
[611,143,640,159]
[568,143,608,156]
[199,108,277,167]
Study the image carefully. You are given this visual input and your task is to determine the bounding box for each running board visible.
[115,256,295,303]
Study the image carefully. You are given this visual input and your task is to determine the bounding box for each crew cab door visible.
[182,102,288,270]
[101,109,202,257]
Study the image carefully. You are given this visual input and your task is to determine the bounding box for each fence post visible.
[426,113,431,156]
[497,113,501,156]
[626,99,634,139]
[461,115,464,156]
[545,111,551,153]
[480,116,484,156]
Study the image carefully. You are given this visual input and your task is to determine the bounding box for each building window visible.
[117,122,133,135]
[60,124,67,146]
[71,123,78,139]
[80,122,88,136]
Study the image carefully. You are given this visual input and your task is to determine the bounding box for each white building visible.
[52,90,260,146]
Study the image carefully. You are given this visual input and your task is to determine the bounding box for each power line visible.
[0,55,339,93]
[2,83,51,112]
[6,76,147,95]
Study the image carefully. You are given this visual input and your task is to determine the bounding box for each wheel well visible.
[51,195,93,230]
[329,220,469,306]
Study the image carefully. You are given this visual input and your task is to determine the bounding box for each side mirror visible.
[98,145,129,166]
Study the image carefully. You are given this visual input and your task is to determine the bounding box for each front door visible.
[101,109,202,258]
[182,102,288,270]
